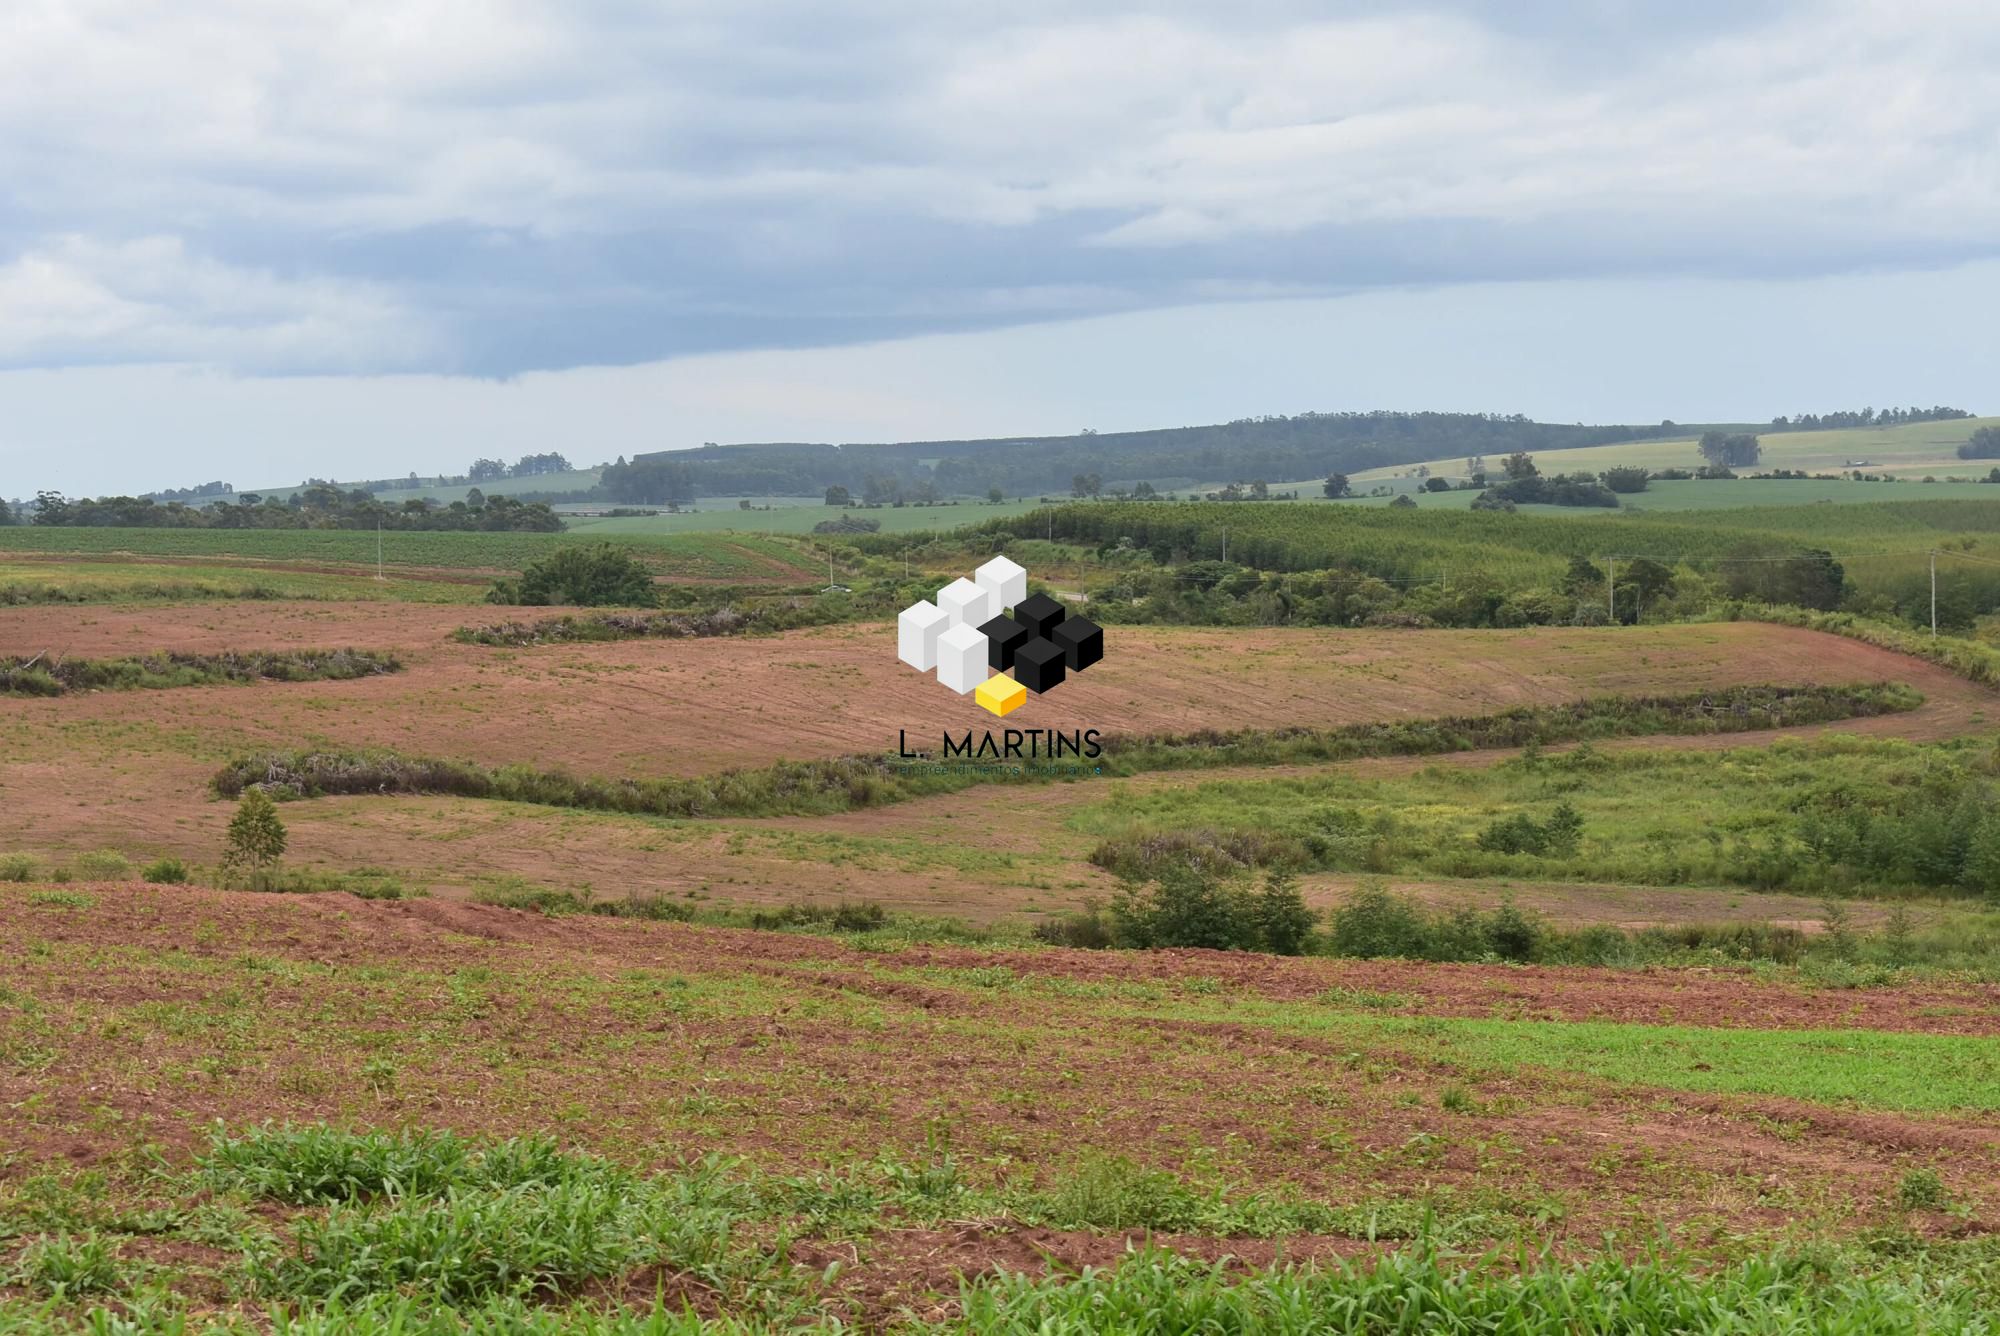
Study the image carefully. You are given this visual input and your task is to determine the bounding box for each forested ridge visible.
[606,411,1711,500]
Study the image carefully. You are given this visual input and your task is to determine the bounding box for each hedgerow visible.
[0,649,400,695]
[210,683,1918,821]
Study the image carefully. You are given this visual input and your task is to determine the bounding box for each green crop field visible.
[1325,477,2000,511]
[1339,414,2000,488]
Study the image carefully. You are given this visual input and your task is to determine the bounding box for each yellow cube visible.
[975,672,1027,718]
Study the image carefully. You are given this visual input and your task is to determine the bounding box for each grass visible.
[1071,730,2000,901]
[1283,1010,2000,1113]
[1344,414,2000,485]
[1326,476,2000,511]
[6,880,2000,1327]
[957,1246,2000,1334]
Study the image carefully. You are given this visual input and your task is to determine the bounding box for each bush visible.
[749,900,889,932]
[1327,884,1546,963]
[487,544,659,607]
[70,849,131,880]
[1474,803,1583,856]
[1327,884,1434,959]
[141,857,190,885]
[1110,867,1316,953]
[0,854,36,882]
[1032,909,1114,949]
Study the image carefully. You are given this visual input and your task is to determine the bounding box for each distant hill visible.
[620,412,1726,500]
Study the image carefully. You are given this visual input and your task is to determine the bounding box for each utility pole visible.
[1221,528,1228,563]
[1931,549,1938,636]
[375,517,385,582]
[1606,555,1615,622]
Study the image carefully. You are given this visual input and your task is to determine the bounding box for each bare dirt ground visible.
[0,607,1992,918]
[4,886,1997,1279]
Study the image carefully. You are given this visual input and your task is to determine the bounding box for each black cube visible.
[979,614,1030,671]
[1051,615,1103,672]
[1012,636,1067,694]
[1013,592,1066,641]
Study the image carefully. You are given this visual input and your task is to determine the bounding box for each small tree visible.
[1253,871,1317,955]
[1500,452,1538,480]
[223,789,288,870]
[1698,431,1762,468]
[1322,473,1351,498]
[824,485,852,506]
[1958,426,2000,460]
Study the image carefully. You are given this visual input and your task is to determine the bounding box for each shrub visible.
[1108,866,1315,953]
[1474,803,1583,857]
[0,854,35,882]
[1089,827,1305,882]
[1032,909,1114,949]
[1328,884,1434,959]
[70,849,131,880]
[141,857,190,885]
[487,544,659,608]
[748,900,889,932]
[1327,884,1547,963]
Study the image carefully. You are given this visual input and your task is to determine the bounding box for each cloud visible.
[0,237,443,372]
[1,0,1997,375]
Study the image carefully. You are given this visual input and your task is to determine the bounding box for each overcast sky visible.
[4,0,1998,495]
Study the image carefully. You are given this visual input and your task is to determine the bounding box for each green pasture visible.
[1343,414,2000,487]
[1324,477,2000,511]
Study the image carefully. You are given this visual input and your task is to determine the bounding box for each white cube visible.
[937,577,993,629]
[897,600,950,671]
[935,622,989,694]
[975,555,1028,612]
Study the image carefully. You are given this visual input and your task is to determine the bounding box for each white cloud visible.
[0,0,1997,373]
[0,236,443,372]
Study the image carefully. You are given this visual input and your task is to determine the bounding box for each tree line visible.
[596,412,1699,502]
[23,486,564,532]
[1770,406,1970,431]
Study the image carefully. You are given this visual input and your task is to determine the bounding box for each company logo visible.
[896,555,1104,716]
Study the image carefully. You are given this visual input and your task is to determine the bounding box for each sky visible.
[3,0,1998,496]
